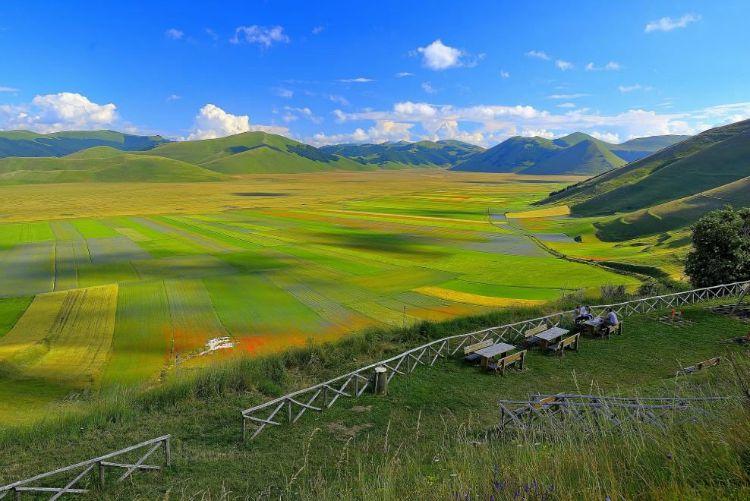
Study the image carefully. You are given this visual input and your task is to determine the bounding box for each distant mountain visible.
[451,132,688,175]
[0,130,168,159]
[320,140,483,169]
[145,131,368,174]
[540,118,750,240]
[0,148,224,185]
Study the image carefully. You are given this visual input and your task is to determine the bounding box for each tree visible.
[685,206,750,287]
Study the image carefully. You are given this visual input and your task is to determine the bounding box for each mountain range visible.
[0,128,692,184]
[541,118,750,240]
[451,133,689,175]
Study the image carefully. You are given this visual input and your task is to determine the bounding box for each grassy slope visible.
[0,153,225,184]
[452,136,559,173]
[0,130,167,158]
[544,119,750,215]
[0,302,748,499]
[146,131,367,174]
[320,140,483,169]
[524,139,627,175]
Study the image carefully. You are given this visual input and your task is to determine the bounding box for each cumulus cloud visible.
[165,28,184,40]
[525,50,550,60]
[555,59,573,71]
[310,120,413,145]
[316,99,750,146]
[590,131,621,143]
[231,25,290,47]
[645,13,700,33]
[187,104,288,140]
[417,39,464,70]
[0,92,117,132]
[281,106,322,124]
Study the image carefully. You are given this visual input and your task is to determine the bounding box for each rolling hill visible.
[451,133,688,175]
[319,140,483,169]
[145,131,368,174]
[0,150,224,184]
[0,130,168,159]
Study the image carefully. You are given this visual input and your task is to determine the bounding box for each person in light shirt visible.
[603,307,619,327]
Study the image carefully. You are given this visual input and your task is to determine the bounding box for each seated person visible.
[574,305,593,324]
[603,308,619,327]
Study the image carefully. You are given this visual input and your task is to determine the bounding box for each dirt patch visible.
[327,421,374,438]
[711,305,750,323]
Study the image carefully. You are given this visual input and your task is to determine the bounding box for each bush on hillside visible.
[685,206,750,287]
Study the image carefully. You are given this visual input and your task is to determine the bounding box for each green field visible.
[0,171,679,423]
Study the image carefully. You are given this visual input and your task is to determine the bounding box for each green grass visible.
[0,296,32,337]
[0,303,748,498]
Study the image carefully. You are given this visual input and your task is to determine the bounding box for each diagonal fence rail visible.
[242,280,750,440]
[0,435,170,499]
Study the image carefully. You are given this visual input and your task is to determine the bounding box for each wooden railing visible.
[0,435,170,499]
[241,280,750,440]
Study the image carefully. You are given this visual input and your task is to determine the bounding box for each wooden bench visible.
[522,323,548,347]
[676,356,721,376]
[601,322,622,339]
[487,350,526,375]
[547,333,580,356]
[462,339,494,364]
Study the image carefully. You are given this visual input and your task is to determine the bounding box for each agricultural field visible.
[0,170,681,423]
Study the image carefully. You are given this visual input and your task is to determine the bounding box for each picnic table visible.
[581,319,602,336]
[474,342,516,368]
[534,326,569,349]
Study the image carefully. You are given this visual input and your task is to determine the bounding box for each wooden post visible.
[163,436,171,467]
[374,366,388,395]
[98,461,105,489]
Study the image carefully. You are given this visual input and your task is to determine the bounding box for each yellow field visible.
[414,286,547,307]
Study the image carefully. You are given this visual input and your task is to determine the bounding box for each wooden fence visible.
[241,280,750,440]
[0,435,170,499]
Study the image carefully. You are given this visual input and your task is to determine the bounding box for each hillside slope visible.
[523,139,627,175]
[544,119,750,216]
[146,131,367,173]
[0,153,224,184]
[0,130,168,158]
[320,140,483,169]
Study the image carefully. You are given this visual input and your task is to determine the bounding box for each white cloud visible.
[590,131,621,143]
[338,77,373,83]
[230,25,290,47]
[328,94,349,106]
[0,86,18,93]
[310,120,413,145]
[312,26,325,35]
[645,13,701,33]
[499,70,510,79]
[395,72,414,78]
[166,94,181,101]
[555,59,573,71]
[520,128,555,139]
[557,102,577,108]
[165,28,184,40]
[282,106,322,124]
[618,84,652,93]
[525,50,550,60]
[187,104,288,140]
[0,92,118,132]
[417,39,464,70]
[585,61,621,71]
[273,87,294,98]
[421,82,437,94]
[548,93,588,100]
[320,99,750,147]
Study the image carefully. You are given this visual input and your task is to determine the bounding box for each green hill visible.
[146,131,367,173]
[545,119,750,216]
[0,153,224,184]
[451,133,687,175]
[320,140,483,169]
[0,130,168,159]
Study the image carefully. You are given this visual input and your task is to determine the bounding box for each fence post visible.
[163,436,171,467]
[98,460,105,489]
[374,366,388,395]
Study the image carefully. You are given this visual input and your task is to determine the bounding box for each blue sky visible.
[1,0,749,145]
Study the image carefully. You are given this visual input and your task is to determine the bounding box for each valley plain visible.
[0,169,684,423]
